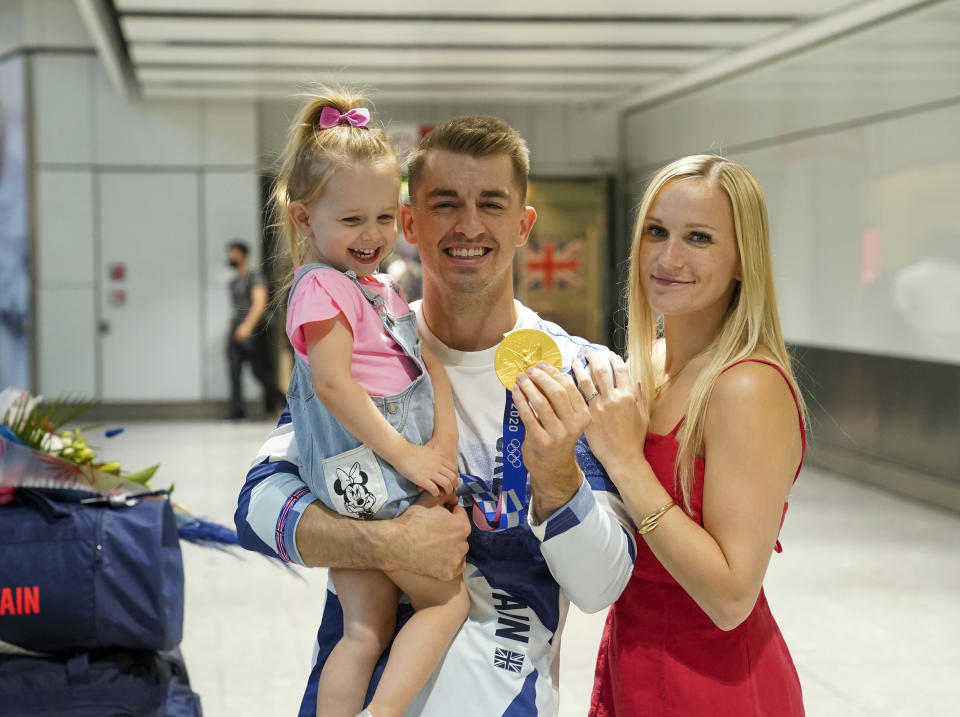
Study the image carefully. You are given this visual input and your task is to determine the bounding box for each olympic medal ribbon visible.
[459,389,528,531]
[459,471,503,532]
[499,388,528,529]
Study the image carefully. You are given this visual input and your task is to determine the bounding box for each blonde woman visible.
[513,155,806,715]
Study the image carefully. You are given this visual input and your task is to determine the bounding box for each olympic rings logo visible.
[505,439,523,469]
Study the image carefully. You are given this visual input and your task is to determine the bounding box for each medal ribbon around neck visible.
[460,330,563,531]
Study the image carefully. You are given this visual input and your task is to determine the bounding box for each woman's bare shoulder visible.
[709,355,797,423]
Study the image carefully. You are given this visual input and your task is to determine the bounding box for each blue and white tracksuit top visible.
[234,301,636,717]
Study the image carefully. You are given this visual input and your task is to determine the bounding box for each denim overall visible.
[286,263,435,521]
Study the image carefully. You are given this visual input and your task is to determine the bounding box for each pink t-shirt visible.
[286,267,420,396]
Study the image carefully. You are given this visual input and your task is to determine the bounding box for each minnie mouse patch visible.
[321,445,388,520]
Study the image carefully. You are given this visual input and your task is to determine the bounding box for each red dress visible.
[590,359,806,717]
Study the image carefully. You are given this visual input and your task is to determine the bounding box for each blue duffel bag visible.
[0,648,202,716]
[0,489,184,652]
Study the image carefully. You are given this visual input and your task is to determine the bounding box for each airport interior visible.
[0,1,958,716]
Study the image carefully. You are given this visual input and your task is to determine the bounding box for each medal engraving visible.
[494,329,563,390]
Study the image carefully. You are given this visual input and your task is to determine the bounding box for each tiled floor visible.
[100,419,960,717]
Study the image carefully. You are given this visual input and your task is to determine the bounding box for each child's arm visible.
[304,315,458,496]
[421,343,458,466]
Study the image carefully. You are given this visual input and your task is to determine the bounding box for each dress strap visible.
[661,359,805,452]
[665,416,685,439]
[719,358,806,478]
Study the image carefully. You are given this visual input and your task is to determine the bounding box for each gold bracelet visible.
[637,500,676,535]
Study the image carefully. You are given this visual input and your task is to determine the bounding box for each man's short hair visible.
[227,240,249,256]
[407,116,530,204]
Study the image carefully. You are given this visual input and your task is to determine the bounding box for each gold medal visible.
[495,329,563,390]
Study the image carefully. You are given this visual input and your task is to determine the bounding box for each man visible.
[235,117,634,716]
[226,240,285,419]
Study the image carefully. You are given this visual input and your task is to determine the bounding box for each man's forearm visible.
[238,409,470,577]
[296,495,471,580]
[295,500,402,571]
[529,462,583,523]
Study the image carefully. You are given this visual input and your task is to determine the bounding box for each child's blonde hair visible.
[271,86,401,300]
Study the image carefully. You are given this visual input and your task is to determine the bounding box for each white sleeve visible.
[528,449,636,613]
[235,419,318,566]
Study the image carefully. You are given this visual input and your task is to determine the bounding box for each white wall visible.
[730,108,960,364]
[33,38,620,404]
[623,0,960,365]
[258,98,619,177]
[0,0,93,55]
[32,52,261,401]
[0,2,25,57]
[20,0,93,49]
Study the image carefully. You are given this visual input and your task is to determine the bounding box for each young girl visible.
[273,89,469,717]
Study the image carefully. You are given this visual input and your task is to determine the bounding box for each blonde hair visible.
[406,115,530,203]
[625,155,806,510]
[271,87,400,301]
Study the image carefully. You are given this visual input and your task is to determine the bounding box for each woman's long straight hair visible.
[626,155,806,510]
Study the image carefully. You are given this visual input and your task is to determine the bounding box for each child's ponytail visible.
[270,86,400,309]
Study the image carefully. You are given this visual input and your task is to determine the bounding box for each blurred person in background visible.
[226,239,285,420]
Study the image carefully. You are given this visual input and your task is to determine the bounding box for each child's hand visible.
[426,434,458,472]
[394,444,459,497]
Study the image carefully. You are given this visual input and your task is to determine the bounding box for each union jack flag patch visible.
[493,646,525,673]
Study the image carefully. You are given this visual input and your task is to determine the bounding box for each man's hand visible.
[512,361,591,522]
[296,493,470,581]
[389,493,470,581]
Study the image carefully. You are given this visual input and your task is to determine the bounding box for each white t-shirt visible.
[238,300,636,717]
[415,300,533,489]
[403,300,633,717]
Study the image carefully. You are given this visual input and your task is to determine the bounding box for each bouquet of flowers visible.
[0,387,237,547]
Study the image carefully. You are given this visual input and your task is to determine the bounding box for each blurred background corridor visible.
[1,1,958,715]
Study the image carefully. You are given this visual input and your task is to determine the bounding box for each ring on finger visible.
[584,389,600,403]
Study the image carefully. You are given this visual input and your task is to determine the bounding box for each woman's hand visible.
[512,361,591,520]
[572,350,649,472]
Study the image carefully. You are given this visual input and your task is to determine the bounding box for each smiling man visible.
[235,116,635,717]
